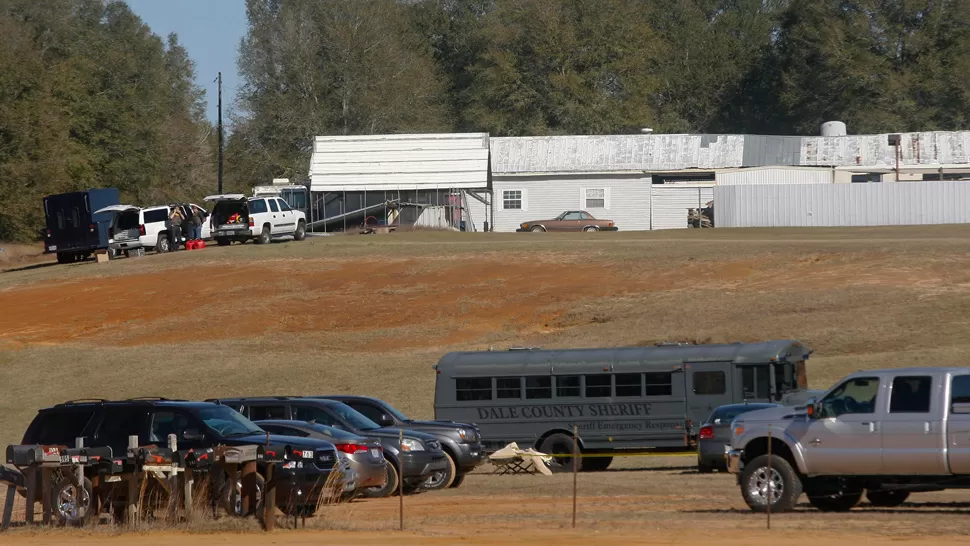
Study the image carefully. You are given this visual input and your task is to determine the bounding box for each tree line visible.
[2,0,969,241]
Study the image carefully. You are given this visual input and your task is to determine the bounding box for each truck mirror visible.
[805,397,818,419]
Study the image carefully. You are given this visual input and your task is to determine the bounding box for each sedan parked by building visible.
[254,419,388,496]
[697,402,780,473]
[516,210,617,232]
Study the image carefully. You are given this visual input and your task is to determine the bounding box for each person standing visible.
[168,207,184,251]
[190,205,204,241]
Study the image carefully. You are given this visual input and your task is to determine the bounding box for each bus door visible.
[734,364,772,403]
[685,362,734,432]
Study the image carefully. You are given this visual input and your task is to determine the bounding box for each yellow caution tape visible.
[522,451,696,458]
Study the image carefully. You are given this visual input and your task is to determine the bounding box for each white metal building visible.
[307,133,490,231]
[716,166,835,186]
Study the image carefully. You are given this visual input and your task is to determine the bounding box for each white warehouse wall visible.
[716,166,833,185]
[491,174,651,232]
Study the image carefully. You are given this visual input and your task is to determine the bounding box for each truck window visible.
[525,377,552,399]
[30,410,96,445]
[496,377,521,399]
[249,199,268,214]
[250,405,287,420]
[694,371,726,395]
[774,362,796,393]
[292,405,338,427]
[456,378,492,401]
[889,376,932,413]
[268,199,280,213]
[57,211,65,230]
[615,374,642,397]
[820,377,880,418]
[96,409,150,446]
[644,372,672,396]
[144,209,168,224]
[952,375,970,404]
[556,376,581,398]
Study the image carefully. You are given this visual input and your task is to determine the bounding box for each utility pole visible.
[217,72,224,194]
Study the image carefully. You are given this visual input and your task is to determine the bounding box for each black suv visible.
[19,398,346,519]
[207,396,449,495]
[315,395,484,489]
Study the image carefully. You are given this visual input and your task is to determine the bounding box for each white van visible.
[95,203,211,253]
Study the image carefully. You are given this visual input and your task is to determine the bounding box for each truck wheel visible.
[449,472,466,488]
[56,252,72,264]
[360,459,399,498]
[422,452,456,490]
[807,489,863,512]
[539,433,583,473]
[257,226,271,245]
[294,221,306,241]
[739,454,802,513]
[155,234,169,253]
[865,489,909,507]
[218,472,265,517]
[52,476,92,526]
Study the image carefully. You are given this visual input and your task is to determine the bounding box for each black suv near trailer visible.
[18,398,346,520]
[207,396,449,495]
[314,395,485,490]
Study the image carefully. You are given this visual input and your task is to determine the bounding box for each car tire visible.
[807,489,863,512]
[539,433,582,473]
[216,238,230,246]
[449,472,466,489]
[583,226,599,232]
[294,221,306,241]
[51,476,93,526]
[583,455,613,472]
[530,226,545,232]
[56,252,73,264]
[697,460,715,474]
[257,226,271,245]
[217,471,265,517]
[865,489,909,508]
[739,454,802,513]
[360,458,399,498]
[423,452,456,491]
[155,234,169,253]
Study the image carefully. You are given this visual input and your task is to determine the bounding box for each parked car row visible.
[13,394,484,524]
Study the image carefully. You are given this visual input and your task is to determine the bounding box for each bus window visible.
[456,378,492,401]
[774,362,796,394]
[741,366,770,399]
[645,372,673,396]
[694,371,726,395]
[496,377,522,399]
[615,374,642,397]
[585,374,611,398]
[526,377,552,399]
[556,376,581,398]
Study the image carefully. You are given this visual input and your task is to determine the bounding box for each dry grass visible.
[3,225,970,541]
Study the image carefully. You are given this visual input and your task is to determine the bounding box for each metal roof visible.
[490,131,970,175]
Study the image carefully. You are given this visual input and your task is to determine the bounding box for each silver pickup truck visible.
[725,367,970,513]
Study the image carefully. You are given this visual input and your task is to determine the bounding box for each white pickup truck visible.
[725,367,970,512]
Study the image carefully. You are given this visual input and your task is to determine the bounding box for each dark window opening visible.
[526,376,552,399]
[644,372,673,396]
[615,373,642,397]
[496,377,521,399]
[456,378,492,401]
[889,376,932,413]
[585,374,612,398]
[693,371,726,395]
[556,376,581,398]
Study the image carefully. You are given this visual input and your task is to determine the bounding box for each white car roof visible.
[93,205,140,215]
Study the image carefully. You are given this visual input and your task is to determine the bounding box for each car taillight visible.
[138,224,146,236]
[89,223,96,232]
[248,217,254,227]
[699,425,714,440]
[45,229,51,238]
[335,443,372,455]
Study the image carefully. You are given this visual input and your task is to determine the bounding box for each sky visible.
[125,0,248,125]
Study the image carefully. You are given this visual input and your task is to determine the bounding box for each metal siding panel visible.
[491,175,651,232]
[715,181,970,228]
[717,167,832,186]
[651,185,714,230]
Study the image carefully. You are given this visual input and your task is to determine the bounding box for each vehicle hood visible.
[371,427,440,443]
[733,405,807,424]
[779,389,826,406]
[404,419,478,431]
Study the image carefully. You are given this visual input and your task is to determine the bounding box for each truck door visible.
[799,375,884,475]
[880,373,946,474]
[735,364,772,403]
[685,362,733,431]
[946,374,970,474]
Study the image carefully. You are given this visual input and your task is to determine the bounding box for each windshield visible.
[329,402,381,431]
[308,423,360,441]
[383,403,409,422]
[196,406,263,437]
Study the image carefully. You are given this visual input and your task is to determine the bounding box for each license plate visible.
[48,245,57,251]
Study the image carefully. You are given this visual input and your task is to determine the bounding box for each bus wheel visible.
[583,455,613,472]
[540,433,583,473]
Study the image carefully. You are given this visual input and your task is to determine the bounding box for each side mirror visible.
[378,414,394,427]
[183,429,204,441]
[804,397,818,419]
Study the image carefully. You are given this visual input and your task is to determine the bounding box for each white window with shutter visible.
[501,189,527,211]
[581,187,609,209]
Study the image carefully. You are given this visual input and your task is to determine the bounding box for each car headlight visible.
[400,438,425,452]
[457,428,476,442]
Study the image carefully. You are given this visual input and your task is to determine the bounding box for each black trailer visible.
[432,340,812,471]
[42,188,120,263]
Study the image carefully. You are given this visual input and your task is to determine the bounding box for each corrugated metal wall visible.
[716,167,833,186]
[492,174,651,232]
[650,185,714,230]
[715,181,970,228]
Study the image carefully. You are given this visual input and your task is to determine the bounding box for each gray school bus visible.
[432,340,811,471]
